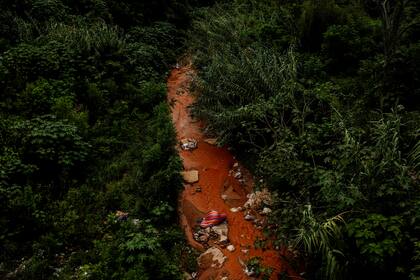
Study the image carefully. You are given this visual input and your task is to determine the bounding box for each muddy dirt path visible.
[168,65,295,280]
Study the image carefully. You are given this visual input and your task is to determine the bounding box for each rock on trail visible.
[181,170,199,183]
[198,247,227,269]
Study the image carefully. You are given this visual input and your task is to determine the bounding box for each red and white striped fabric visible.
[200,210,227,228]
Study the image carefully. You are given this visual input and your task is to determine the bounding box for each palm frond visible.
[409,138,420,169]
[293,205,345,280]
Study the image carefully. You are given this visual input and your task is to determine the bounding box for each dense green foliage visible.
[0,0,207,279]
[2,0,419,278]
[189,0,420,279]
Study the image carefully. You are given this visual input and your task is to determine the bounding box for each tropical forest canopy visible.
[0,0,211,279]
[189,0,420,279]
[0,0,419,279]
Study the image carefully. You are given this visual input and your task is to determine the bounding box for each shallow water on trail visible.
[168,65,296,280]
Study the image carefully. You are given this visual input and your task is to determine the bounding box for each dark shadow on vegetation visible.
[188,0,420,279]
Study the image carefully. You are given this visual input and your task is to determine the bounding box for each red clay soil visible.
[168,64,296,280]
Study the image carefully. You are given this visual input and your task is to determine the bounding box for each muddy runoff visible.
[167,64,297,280]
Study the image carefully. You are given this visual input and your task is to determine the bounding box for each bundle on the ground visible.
[200,211,227,228]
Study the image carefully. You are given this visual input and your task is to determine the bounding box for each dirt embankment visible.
[168,64,296,280]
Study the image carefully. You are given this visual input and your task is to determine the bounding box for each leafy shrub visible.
[11,116,90,171]
[31,0,67,21]
[347,214,403,266]
[0,0,190,277]
[189,1,420,279]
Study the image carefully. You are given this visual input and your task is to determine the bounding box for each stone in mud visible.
[241,248,249,254]
[204,138,218,145]
[229,206,244,213]
[181,170,199,183]
[198,247,227,269]
[230,207,240,213]
[260,207,272,215]
[226,245,235,252]
[222,183,242,202]
[212,223,229,243]
[244,213,256,221]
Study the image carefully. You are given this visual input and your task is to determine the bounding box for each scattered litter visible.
[221,194,228,200]
[244,213,256,221]
[260,207,272,215]
[193,229,209,243]
[195,186,202,193]
[199,233,209,243]
[243,188,273,211]
[212,223,228,243]
[227,245,235,252]
[115,210,128,221]
[194,214,229,246]
[253,219,264,227]
[176,88,185,95]
[180,138,198,151]
[234,172,242,179]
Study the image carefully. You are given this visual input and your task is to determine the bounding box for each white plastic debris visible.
[180,138,198,151]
